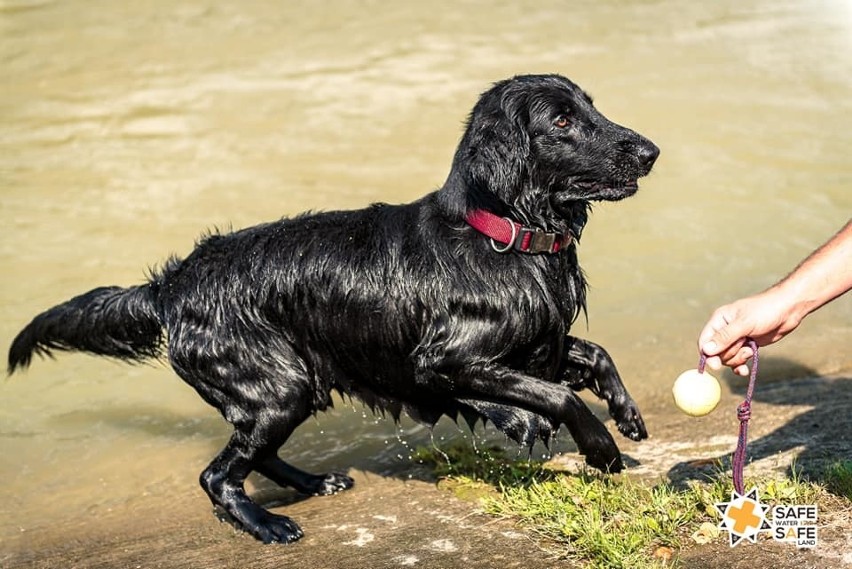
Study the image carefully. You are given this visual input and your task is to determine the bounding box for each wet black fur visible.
[8,74,659,544]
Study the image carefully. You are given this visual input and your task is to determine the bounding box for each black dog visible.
[8,74,658,544]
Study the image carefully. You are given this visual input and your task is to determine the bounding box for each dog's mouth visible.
[575,179,640,201]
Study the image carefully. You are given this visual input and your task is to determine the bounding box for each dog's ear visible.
[464,83,532,201]
[440,81,531,218]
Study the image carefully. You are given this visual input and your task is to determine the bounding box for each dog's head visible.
[442,74,659,229]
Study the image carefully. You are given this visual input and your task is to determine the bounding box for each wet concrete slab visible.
[4,468,571,569]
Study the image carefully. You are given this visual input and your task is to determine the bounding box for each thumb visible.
[699,305,748,356]
[703,319,747,356]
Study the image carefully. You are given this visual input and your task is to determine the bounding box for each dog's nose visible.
[636,142,660,169]
[617,137,660,171]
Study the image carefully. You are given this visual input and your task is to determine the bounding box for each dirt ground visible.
[3,373,850,569]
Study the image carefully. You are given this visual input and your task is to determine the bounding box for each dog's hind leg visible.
[200,408,312,544]
[169,324,353,542]
[559,336,647,442]
[172,340,328,543]
[255,457,353,496]
[201,417,353,542]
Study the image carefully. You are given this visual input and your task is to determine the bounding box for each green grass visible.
[414,442,837,569]
[822,459,852,500]
[487,473,703,568]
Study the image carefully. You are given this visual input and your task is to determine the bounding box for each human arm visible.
[698,219,852,375]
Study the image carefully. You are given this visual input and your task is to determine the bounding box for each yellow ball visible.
[672,369,721,417]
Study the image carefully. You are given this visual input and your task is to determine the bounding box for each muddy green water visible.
[1,0,850,545]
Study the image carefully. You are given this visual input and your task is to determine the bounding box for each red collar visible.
[465,209,573,254]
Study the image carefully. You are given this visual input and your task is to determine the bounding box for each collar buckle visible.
[522,230,558,254]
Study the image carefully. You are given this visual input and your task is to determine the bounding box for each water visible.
[1,0,850,543]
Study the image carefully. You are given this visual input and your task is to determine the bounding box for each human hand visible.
[698,288,804,376]
[698,220,851,375]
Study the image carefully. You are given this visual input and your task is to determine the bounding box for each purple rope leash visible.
[698,338,759,495]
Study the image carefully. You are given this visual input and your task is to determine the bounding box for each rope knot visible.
[736,400,751,422]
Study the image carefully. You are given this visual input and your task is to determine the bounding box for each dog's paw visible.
[246,512,305,545]
[612,399,648,442]
[216,507,304,544]
[575,422,624,473]
[583,446,624,473]
[311,472,355,496]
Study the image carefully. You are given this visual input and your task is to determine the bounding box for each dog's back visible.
[152,194,581,408]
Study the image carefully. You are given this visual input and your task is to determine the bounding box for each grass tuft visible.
[822,459,852,500]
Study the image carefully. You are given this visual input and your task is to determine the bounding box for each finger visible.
[698,310,731,354]
[705,355,723,371]
[701,339,721,357]
[729,345,754,368]
[708,323,748,358]
[716,339,747,367]
[734,364,750,376]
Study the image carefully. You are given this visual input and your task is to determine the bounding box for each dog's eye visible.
[554,115,570,129]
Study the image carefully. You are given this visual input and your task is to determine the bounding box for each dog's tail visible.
[8,284,163,374]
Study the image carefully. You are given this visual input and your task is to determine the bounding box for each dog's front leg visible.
[416,361,624,472]
[559,336,647,442]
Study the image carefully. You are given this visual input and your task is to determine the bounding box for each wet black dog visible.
[9,74,658,544]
